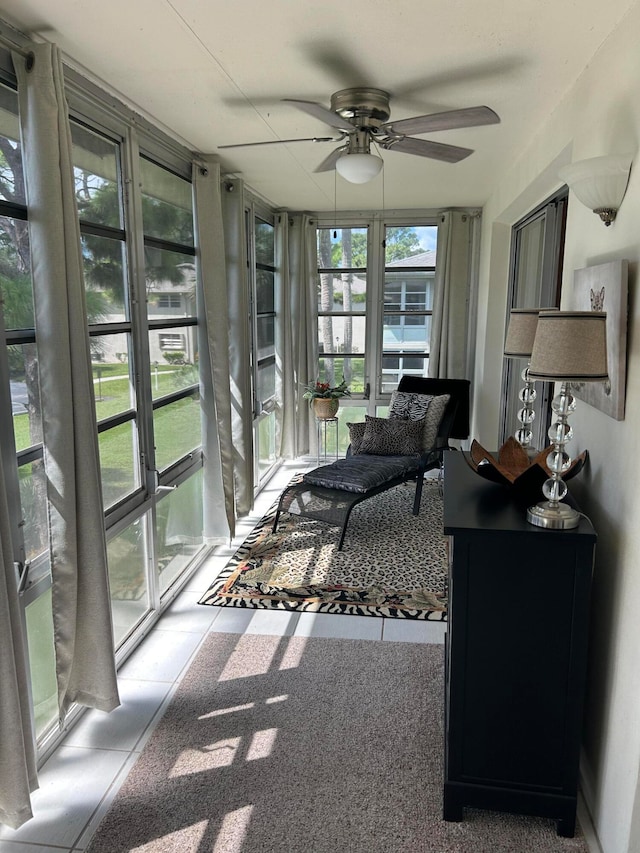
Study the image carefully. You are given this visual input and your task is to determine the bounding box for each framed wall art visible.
[570,259,628,420]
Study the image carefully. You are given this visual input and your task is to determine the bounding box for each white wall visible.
[473,5,640,852]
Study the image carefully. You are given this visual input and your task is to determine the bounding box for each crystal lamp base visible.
[526,501,581,530]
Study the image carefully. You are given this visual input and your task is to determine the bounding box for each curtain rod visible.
[0,32,36,69]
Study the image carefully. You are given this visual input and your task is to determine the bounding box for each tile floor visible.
[0,460,445,852]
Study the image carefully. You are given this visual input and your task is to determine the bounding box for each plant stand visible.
[316,416,339,465]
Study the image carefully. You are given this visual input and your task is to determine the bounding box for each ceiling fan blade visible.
[314,146,348,173]
[282,98,354,131]
[382,106,500,136]
[218,136,337,150]
[381,136,473,163]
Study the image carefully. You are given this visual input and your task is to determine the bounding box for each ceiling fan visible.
[218,87,500,183]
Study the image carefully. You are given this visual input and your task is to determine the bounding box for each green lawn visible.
[14,363,200,507]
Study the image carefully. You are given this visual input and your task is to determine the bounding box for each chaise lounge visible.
[272,376,470,549]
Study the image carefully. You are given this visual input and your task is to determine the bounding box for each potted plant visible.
[303,377,351,420]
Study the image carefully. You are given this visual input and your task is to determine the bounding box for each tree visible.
[318,228,335,386]
[383,226,423,263]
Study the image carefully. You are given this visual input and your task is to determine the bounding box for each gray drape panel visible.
[14,44,119,721]
[287,213,318,455]
[193,159,235,541]
[0,452,38,828]
[221,179,253,514]
[428,210,473,379]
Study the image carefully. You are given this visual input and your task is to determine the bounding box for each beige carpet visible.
[86,633,590,853]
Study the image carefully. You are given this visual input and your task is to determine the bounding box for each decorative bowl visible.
[463,436,588,495]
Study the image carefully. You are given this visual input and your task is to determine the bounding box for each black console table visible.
[442,450,596,837]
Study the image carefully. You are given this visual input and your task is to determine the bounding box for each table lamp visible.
[526,310,608,529]
[503,309,541,449]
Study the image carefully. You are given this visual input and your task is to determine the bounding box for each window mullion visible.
[123,127,155,499]
[368,219,384,406]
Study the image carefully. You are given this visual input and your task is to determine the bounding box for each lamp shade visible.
[558,154,633,222]
[528,310,608,382]
[335,152,383,183]
[504,309,541,357]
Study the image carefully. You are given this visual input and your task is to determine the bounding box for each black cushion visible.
[303,454,423,494]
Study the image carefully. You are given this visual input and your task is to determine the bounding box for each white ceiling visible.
[0,0,637,212]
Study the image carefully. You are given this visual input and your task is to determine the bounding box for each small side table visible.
[315,416,339,465]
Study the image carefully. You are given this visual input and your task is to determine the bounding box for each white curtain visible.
[221,179,253,515]
[286,213,318,456]
[0,451,38,828]
[193,159,235,540]
[14,45,119,721]
[428,210,474,379]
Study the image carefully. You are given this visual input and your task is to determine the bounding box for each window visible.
[71,120,139,512]
[314,219,437,402]
[157,293,182,309]
[69,125,205,647]
[159,333,185,351]
[248,207,277,483]
[380,226,435,392]
[316,227,367,394]
[140,158,200,479]
[253,215,276,412]
[0,39,209,759]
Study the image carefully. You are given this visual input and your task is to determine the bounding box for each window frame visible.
[313,213,440,412]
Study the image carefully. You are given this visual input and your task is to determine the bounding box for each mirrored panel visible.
[71,122,122,229]
[98,419,140,508]
[317,227,367,268]
[317,315,366,354]
[153,392,201,472]
[381,354,429,394]
[0,215,32,329]
[25,589,58,739]
[19,457,48,562]
[81,234,128,321]
[256,268,275,313]
[10,343,42,451]
[107,516,149,648]
[318,356,365,395]
[148,326,198,400]
[145,247,196,319]
[92,334,135,420]
[255,218,274,266]
[384,225,437,265]
[140,157,194,246]
[156,470,203,596]
[0,83,25,204]
[382,314,432,349]
[317,273,367,313]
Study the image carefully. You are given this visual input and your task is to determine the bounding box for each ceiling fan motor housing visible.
[330,87,391,129]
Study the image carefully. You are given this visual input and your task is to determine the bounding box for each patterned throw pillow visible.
[389,392,450,450]
[357,415,426,456]
[347,421,367,454]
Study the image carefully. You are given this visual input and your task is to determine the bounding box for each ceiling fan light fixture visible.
[335,152,383,184]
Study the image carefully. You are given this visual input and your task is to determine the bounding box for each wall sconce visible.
[558,154,633,226]
[527,310,608,529]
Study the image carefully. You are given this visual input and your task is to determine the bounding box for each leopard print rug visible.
[199,479,447,620]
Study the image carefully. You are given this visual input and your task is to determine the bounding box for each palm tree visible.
[318,228,335,386]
